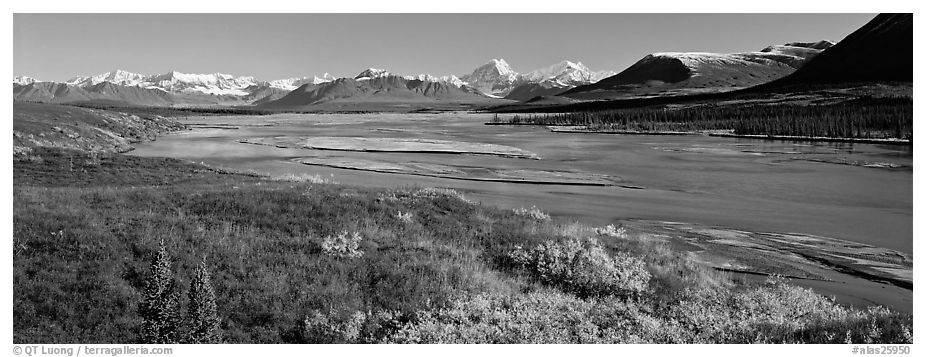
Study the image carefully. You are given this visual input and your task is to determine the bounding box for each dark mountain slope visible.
[759,13,912,88]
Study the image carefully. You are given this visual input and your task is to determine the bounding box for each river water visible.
[131,112,912,254]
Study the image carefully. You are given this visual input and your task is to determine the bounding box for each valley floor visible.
[12,146,913,343]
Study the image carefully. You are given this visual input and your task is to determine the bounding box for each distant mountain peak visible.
[460,58,615,97]
[315,73,336,83]
[403,73,465,87]
[486,59,515,75]
[13,76,40,85]
[355,68,391,80]
[63,69,148,87]
[522,60,595,85]
[268,73,337,90]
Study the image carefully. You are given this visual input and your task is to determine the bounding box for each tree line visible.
[492,96,912,140]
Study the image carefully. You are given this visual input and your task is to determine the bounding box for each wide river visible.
[132,112,912,254]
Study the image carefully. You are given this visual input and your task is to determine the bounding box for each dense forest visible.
[492,96,912,140]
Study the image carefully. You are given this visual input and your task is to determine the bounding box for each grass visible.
[13,148,913,343]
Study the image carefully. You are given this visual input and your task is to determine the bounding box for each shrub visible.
[395,211,413,224]
[595,224,627,238]
[269,172,336,184]
[321,231,364,258]
[412,187,472,204]
[386,291,683,343]
[668,277,914,343]
[388,281,913,344]
[512,205,551,221]
[303,309,368,343]
[302,309,404,343]
[508,237,650,297]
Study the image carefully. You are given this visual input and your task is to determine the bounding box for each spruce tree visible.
[139,240,183,344]
[186,257,221,343]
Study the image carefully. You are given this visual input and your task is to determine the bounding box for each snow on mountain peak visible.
[641,52,748,78]
[355,68,391,80]
[460,59,520,95]
[268,73,337,90]
[646,42,831,76]
[519,60,615,88]
[461,58,616,95]
[65,69,149,87]
[488,59,515,76]
[522,60,594,85]
[268,77,308,90]
[403,73,465,87]
[783,40,836,50]
[314,73,336,84]
[146,71,260,96]
[13,76,40,85]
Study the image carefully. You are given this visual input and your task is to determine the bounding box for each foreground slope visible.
[13,102,185,153]
[14,146,913,343]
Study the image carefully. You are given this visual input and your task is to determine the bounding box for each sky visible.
[13,13,876,82]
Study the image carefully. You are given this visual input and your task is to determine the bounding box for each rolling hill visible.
[13,102,185,153]
[561,41,833,100]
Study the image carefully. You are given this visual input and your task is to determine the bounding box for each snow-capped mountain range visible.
[14,39,841,106]
[16,59,615,102]
[352,68,467,88]
[59,70,338,97]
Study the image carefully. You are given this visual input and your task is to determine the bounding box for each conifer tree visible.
[139,240,183,344]
[186,256,221,343]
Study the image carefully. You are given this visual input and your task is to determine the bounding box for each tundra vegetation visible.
[13,145,912,343]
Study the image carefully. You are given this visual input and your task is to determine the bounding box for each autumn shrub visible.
[302,308,404,343]
[386,291,685,343]
[387,280,913,344]
[412,187,472,204]
[395,211,413,224]
[320,231,364,258]
[667,277,914,343]
[512,205,551,221]
[595,224,627,238]
[508,237,650,297]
